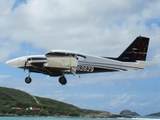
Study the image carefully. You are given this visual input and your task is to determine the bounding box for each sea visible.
[0,117,160,120]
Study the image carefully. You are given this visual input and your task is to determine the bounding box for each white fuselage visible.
[6,50,148,76]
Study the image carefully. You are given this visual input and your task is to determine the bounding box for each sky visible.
[1,0,160,116]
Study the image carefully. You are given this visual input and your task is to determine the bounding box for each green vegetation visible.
[0,86,113,117]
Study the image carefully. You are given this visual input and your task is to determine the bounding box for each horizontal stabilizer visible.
[135,61,154,69]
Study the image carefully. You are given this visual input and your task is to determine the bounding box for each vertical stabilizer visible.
[117,36,150,62]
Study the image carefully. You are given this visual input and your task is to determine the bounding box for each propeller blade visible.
[24,50,28,72]
[24,61,27,72]
[24,58,28,72]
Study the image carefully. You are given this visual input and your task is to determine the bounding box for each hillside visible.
[120,110,140,117]
[0,86,117,117]
[146,112,160,116]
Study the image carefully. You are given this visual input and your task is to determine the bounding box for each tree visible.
[68,112,80,117]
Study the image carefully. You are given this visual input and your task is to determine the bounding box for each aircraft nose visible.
[6,57,26,68]
[6,59,18,67]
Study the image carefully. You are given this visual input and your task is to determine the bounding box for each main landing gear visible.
[59,76,67,85]
[25,72,32,84]
[24,71,67,85]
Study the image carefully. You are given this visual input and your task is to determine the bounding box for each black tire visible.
[25,77,32,84]
[59,76,67,85]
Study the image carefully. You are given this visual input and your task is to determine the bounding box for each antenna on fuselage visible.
[97,53,101,57]
[74,48,84,58]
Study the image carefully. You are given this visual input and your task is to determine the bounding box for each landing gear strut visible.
[59,76,67,85]
[25,71,32,84]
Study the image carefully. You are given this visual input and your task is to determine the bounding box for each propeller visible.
[24,50,29,72]
[24,60,28,72]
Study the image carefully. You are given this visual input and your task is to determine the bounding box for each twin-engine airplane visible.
[6,36,152,85]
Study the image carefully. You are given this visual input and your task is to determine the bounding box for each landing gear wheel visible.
[59,76,67,85]
[25,77,32,84]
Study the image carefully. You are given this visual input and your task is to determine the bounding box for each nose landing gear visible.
[25,71,32,84]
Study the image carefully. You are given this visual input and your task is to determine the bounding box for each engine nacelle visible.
[44,57,78,69]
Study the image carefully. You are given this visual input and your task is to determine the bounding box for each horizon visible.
[0,0,160,116]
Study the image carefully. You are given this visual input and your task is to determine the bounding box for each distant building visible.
[12,107,22,110]
[29,106,40,111]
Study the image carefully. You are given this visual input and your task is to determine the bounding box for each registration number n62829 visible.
[76,65,94,72]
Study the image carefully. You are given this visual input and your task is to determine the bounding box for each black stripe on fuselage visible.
[76,67,117,74]
[78,61,142,70]
[27,57,47,61]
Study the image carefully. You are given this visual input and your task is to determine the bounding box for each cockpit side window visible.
[28,58,31,61]
[76,55,86,61]
[27,57,47,61]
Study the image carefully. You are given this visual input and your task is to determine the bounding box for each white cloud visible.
[0,75,11,84]
[109,94,133,107]
[1,0,160,55]
[0,39,20,62]
[50,93,105,102]
[0,0,14,15]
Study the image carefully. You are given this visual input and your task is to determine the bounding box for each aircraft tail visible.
[116,36,150,62]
